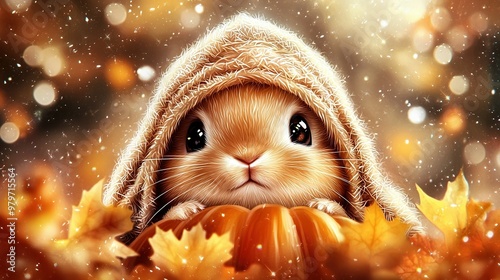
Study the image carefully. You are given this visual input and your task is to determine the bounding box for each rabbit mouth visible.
[232,179,269,191]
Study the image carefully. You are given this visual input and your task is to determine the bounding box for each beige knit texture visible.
[103,13,423,241]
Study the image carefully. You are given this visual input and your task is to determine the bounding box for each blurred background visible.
[0,0,499,244]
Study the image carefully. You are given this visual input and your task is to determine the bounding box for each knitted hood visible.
[103,13,422,241]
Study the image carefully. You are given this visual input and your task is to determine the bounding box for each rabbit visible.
[158,84,350,221]
[103,14,423,243]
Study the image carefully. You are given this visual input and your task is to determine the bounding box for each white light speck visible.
[195,4,204,14]
[408,106,427,124]
[137,65,156,82]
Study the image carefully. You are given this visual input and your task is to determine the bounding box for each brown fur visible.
[103,14,423,243]
[158,85,348,215]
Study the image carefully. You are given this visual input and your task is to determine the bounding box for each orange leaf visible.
[464,199,492,233]
[53,180,137,276]
[416,170,468,246]
[149,224,233,280]
[396,234,442,279]
[335,203,411,262]
[483,209,500,254]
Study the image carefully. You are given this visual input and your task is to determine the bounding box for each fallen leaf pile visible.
[1,171,499,279]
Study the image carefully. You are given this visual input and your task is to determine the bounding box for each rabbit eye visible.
[186,120,206,152]
[289,114,311,146]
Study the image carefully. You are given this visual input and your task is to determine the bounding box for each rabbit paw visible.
[308,198,348,217]
[163,200,205,220]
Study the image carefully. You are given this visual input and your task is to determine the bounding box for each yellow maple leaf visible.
[335,203,411,262]
[150,224,233,280]
[413,171,500,278]
[53,179,137,276]
[67,179,134,240]
[416,170,468,245]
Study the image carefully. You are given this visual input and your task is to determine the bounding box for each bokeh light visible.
[4,0,31,12]
[180,9,200,29]
[106,59,136,89]
[412,28,434,53]
[105,3,127,26]
[195,4,204,14]
[0,122,20,144]
[449,75,470,95]
[464,142,486,165]
[441,106,466,135]
[137,65,156,82]
[23,45,43,67]
[430,7,451,32]
[469,12,488,34]
[390,133,419,161]
[401,0,429,23]
[407,106,426,124]
[447,26,471,53]
[41,47,65,77]
[33,81,57,106]
[433,44,453,65]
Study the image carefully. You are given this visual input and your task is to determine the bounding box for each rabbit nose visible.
[234,154,261,165]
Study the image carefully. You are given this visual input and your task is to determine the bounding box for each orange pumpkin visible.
[125,204,344,274]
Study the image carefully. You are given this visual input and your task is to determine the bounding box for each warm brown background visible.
[1,0,499,209]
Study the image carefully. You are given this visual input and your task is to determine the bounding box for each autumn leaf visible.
[464,199,492,234]
[321,203,411,278]
[416,170,469,245]
[52,179,137,276]
[482,209,500,260]
[396,234,442,279]
[335,203,411,264]
[67,179,133,240]
[149,224,233,280]
[412,171,500,278]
